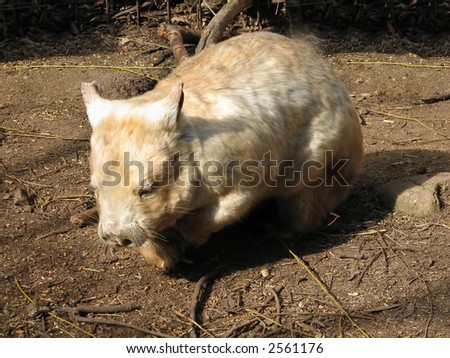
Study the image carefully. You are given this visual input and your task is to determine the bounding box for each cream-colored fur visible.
[82,32,363,271]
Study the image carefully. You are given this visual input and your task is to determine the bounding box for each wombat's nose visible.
[101,233,132,247]
[116,237,132,246]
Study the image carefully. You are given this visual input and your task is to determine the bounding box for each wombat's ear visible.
[81,81,110,128]
[164,81,184,130]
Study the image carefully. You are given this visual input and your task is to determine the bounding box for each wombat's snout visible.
[101,233,133,247]
[98,223,135,248]
[98,223,184,271]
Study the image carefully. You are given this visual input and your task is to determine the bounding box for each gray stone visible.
[377,172,450,216]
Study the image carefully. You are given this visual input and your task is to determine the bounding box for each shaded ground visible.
[1,23,449,338]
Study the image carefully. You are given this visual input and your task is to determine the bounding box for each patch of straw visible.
[283,246,370,338]
[2,64,174,81]
[15,278,96,338]
[347,61,450,69]
[0,125,89,141]
[359,107,448,139]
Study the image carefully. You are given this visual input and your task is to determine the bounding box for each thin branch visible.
[55,303,140,315]
[421,93,450,104]
[0,125,89,141]
[356,250,383,287]
[189,267,222,337]
[2,64,165,80]
[76,317,173,338]
[174,310,215,338]
[222,287,288,338]
[267,287,281,325]
[36,229,70,240]
[282,245,371,338]
[347,61,450,69]
[221,318,259,338]
[245,309,309,337]
[41,194,94,210]
[15,278,96,338]
[358,106,448,139]
[196,0,252,54]
[365,303,401,313]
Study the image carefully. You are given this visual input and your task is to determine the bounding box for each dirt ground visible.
[1,22,449,338]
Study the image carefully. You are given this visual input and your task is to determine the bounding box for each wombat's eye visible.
[138,181,154,198]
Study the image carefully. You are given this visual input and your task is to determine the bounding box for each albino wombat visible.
[82,32,363,271]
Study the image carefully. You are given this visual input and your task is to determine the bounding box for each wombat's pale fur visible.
[82,32,363,271]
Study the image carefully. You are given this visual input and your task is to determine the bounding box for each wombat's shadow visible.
[171,148,449,281]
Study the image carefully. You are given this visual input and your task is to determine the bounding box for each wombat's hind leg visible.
[277,185,351,235]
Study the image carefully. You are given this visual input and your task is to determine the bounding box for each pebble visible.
[260,268,270,278]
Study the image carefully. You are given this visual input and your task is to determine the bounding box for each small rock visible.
[260,268,270,278]
[377,172,450,216]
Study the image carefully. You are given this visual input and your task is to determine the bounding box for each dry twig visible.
[365,303,401,313]
[174,310,215,338]
[112,1,153,20]
[3,170,52,189]
[15,278,96,338]
[347,61,450,69]
[41,194,94,211]
[76,316,173,338]
[0,125,89,141]
[383,244,434,337]
[267,287,281,325]
[196,0,252,54]
[221,287,298,338]
[421,93,450,104]
[222,318,259,338]
[357,106,448,139]
[36,228,70,240]
[283,245,370,338]
[189,267,222,338]
[2,64,166,80]
[356,250,383,287]
[245,309,309,337]
[152,49,173,66]
[56,303,140,315]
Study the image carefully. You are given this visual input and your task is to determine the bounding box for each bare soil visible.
[1,24,449,338]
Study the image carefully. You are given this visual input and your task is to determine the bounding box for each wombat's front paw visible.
[139,245,174,272]
[139,229,186,272]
